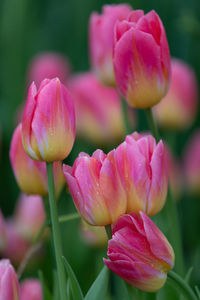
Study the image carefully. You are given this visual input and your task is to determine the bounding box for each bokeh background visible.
[0,0,200,296]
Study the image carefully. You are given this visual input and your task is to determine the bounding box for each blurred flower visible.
[0,210,6,251]
[68,72,126,145]
[0,259,20,300]
[165,145,182,200]
[183,130,200,195]
[14,194,46,241]
[63,149,126,226]
[115,132,168,215]
[89,4,131,86]
[104,212,174,292]
[10,123,65,196]
[80,220,107,248]
[113,10,171,108]
[27,52,70,87]
[20,279,42,300]
[154,58,198,129]
[22,78,75,162]
[2,220,29,266]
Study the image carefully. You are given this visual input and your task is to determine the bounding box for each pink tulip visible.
[115,132,168,215]
[63,150,127,226]
[2,220,29,266]
[104,212,174,292]
[113,10,171,108]
[14,194,46,241]
[154,58,198,129]
[0,210,6,251]
[0,259,20,300]
[27,52,70,87]
[22,78,75,162]
[89,4,132,86]
[68,72,125,145]
[10,124,65,195]
[184,130,200,195]
[20,279,42,300]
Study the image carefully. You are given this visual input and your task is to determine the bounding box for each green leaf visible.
[84,266,109,300]
[53,270,59,300]
[67,279,73,300]
[38,270,52,300]
[62,256,84,300]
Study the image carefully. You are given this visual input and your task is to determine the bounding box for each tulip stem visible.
[121,97,132,134]
[46,162,67,300]
[145,108,160,142]
[168,270,197,300]
[145,107,185,275]
[105,225,112,240]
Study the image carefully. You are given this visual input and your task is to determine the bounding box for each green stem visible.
[145,107,184,275]
[59,212,80,223]
[165,188,185,275]
[105,225,112,240]
[168,271,197,300]
[145,108,160,142]
[121,97,132,134]
[46,162,67,300]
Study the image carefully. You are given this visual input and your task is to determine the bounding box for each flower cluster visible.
[5,2,199,297]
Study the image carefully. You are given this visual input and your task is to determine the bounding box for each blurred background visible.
[0,0,200,296]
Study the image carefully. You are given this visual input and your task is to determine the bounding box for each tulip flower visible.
[115,132,168,215]
[113,10,171,108]
[183,130,200,195]
[63,149,127,226]
[89,4,131,86]
[27,52,70,87]
[0,210,6,251]
[104,212,174,292]
[0,259,20,300]
[68,72,126,145]
[14,194,46,241]
[22,78,75,162]
[20,279,42,300]
[154,58,198,129]
[10,124,65,195]
[2,220,29,265]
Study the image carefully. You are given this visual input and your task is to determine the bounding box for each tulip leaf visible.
[113,274,132,300]
[84,266,109,300]
[53,270,59,300]
[38,270,52,300]
[62,256,84,300]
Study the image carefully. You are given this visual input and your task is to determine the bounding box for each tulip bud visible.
[15,194,45,241]
[27,52,70,87]
[63,149,127,226]
[89,4,132,86]
[115,132,168,215]
[68,72,126,145]
[0,210,6,251]
[0,259,20,300]
[10,123,65,195]
[80,220,108,248]
[104,212,174,292]
[2,220,29,266]
[154,58,198,129]
[113,10,171,108]
[184,130,200,195]
[20,279,42,300]
[22,78,75,162]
